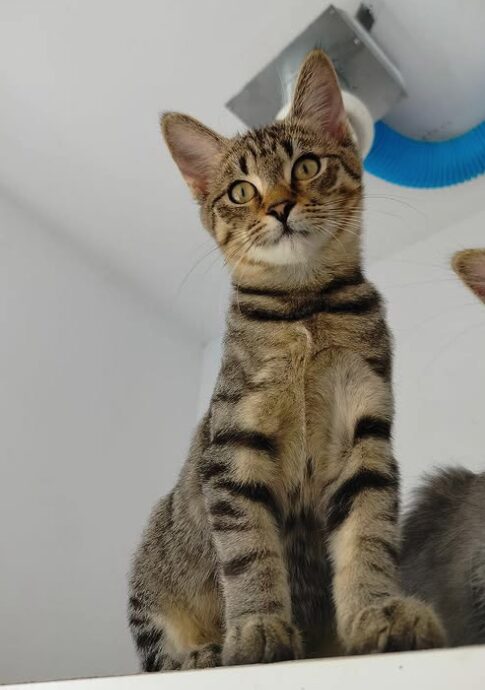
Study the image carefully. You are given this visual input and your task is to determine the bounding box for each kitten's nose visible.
[267,200,295,223]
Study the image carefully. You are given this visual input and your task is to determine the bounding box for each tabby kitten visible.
[129,50,444,671]
[402,248,485,646]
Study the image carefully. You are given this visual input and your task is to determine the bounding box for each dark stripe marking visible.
[306,456,314,479]
[360,537,399,573]
[199,461,228,482]
[324,292,380,315]
[282,139,294,158]
[246,141,258,158]
[234,304,315,322]
[238,155,248,175]
[323,271,364,295]
[354,416,392,444]
[362,536,399,565]
[220,228,233,247]
[215,479,280,521]
[211,189,228,208]
[129,614,145,627]
[327,470,398,531]
[235,291,379,322]
[212,391,242,404]
[207,643,222,655]
[325,154,361,181]
[129,595,142,610]
[212,520,250,532]
[136,629,162,651]
[223,549,272,577]
[212,429,277,456]
[366,588,394,601]
[366,354,392,380]
[143,651,159,672]
[209,500,244,519]
[233,284,292,297]
[366,560,395,579]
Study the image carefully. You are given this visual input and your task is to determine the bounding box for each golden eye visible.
[228,180,257,204]
[292,155,320,181]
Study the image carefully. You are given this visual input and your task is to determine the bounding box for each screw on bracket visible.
[356,3,375,32]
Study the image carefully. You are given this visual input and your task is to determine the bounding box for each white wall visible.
[197,209,485,498]
[369,207,485,497]
[0,195,202,684]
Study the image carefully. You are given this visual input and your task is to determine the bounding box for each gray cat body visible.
[402,468,485,645]
[402,247,485,647]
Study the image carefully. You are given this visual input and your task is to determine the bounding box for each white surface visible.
[0,195,202,684]
[1,1,485,340]
[369,207,485,497]
[3,647,485,690]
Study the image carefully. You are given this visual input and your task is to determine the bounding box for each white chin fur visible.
[248,232,327,266]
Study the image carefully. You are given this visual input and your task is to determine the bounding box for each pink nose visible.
[267,200,295,222]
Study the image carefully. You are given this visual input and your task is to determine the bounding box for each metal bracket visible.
[226,4,405,129]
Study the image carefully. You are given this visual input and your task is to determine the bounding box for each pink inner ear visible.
[176,139,212,192]
[162,114,225,199]
[310,70,347,139]
[170,128,221,195]
[290,51,347,141]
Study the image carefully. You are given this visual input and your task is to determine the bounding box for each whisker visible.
[175,242,220,294]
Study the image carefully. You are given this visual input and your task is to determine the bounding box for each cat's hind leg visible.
[129,591,223,671]
[162,600,223,670]
[128,595,180,671]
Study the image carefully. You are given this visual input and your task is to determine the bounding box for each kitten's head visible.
[452,249,485,303]
[162,50,361,280]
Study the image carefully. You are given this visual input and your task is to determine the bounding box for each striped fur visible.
[129,50,444,671]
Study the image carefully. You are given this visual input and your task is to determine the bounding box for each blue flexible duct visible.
[364,120,485,188]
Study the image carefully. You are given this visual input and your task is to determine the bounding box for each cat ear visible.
[161,113,227,200]
[452,249,485,303]
[289,49,347,141]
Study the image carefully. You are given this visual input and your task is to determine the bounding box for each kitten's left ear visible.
[289,49,347,141]
[452,249,485,303]
[161,112,227,201]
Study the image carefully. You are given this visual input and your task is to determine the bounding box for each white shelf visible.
[7,646,485,690]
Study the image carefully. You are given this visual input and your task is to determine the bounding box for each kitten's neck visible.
[231,224,362,296]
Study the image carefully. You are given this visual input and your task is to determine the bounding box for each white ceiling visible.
[1,0,484,342]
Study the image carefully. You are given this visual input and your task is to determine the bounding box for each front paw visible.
[346,596,446,654]
[223,615,302,666]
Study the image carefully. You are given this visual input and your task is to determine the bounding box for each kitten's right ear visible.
[161,113,227,201]
[289,49,347,141]
[452,249,485,303]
